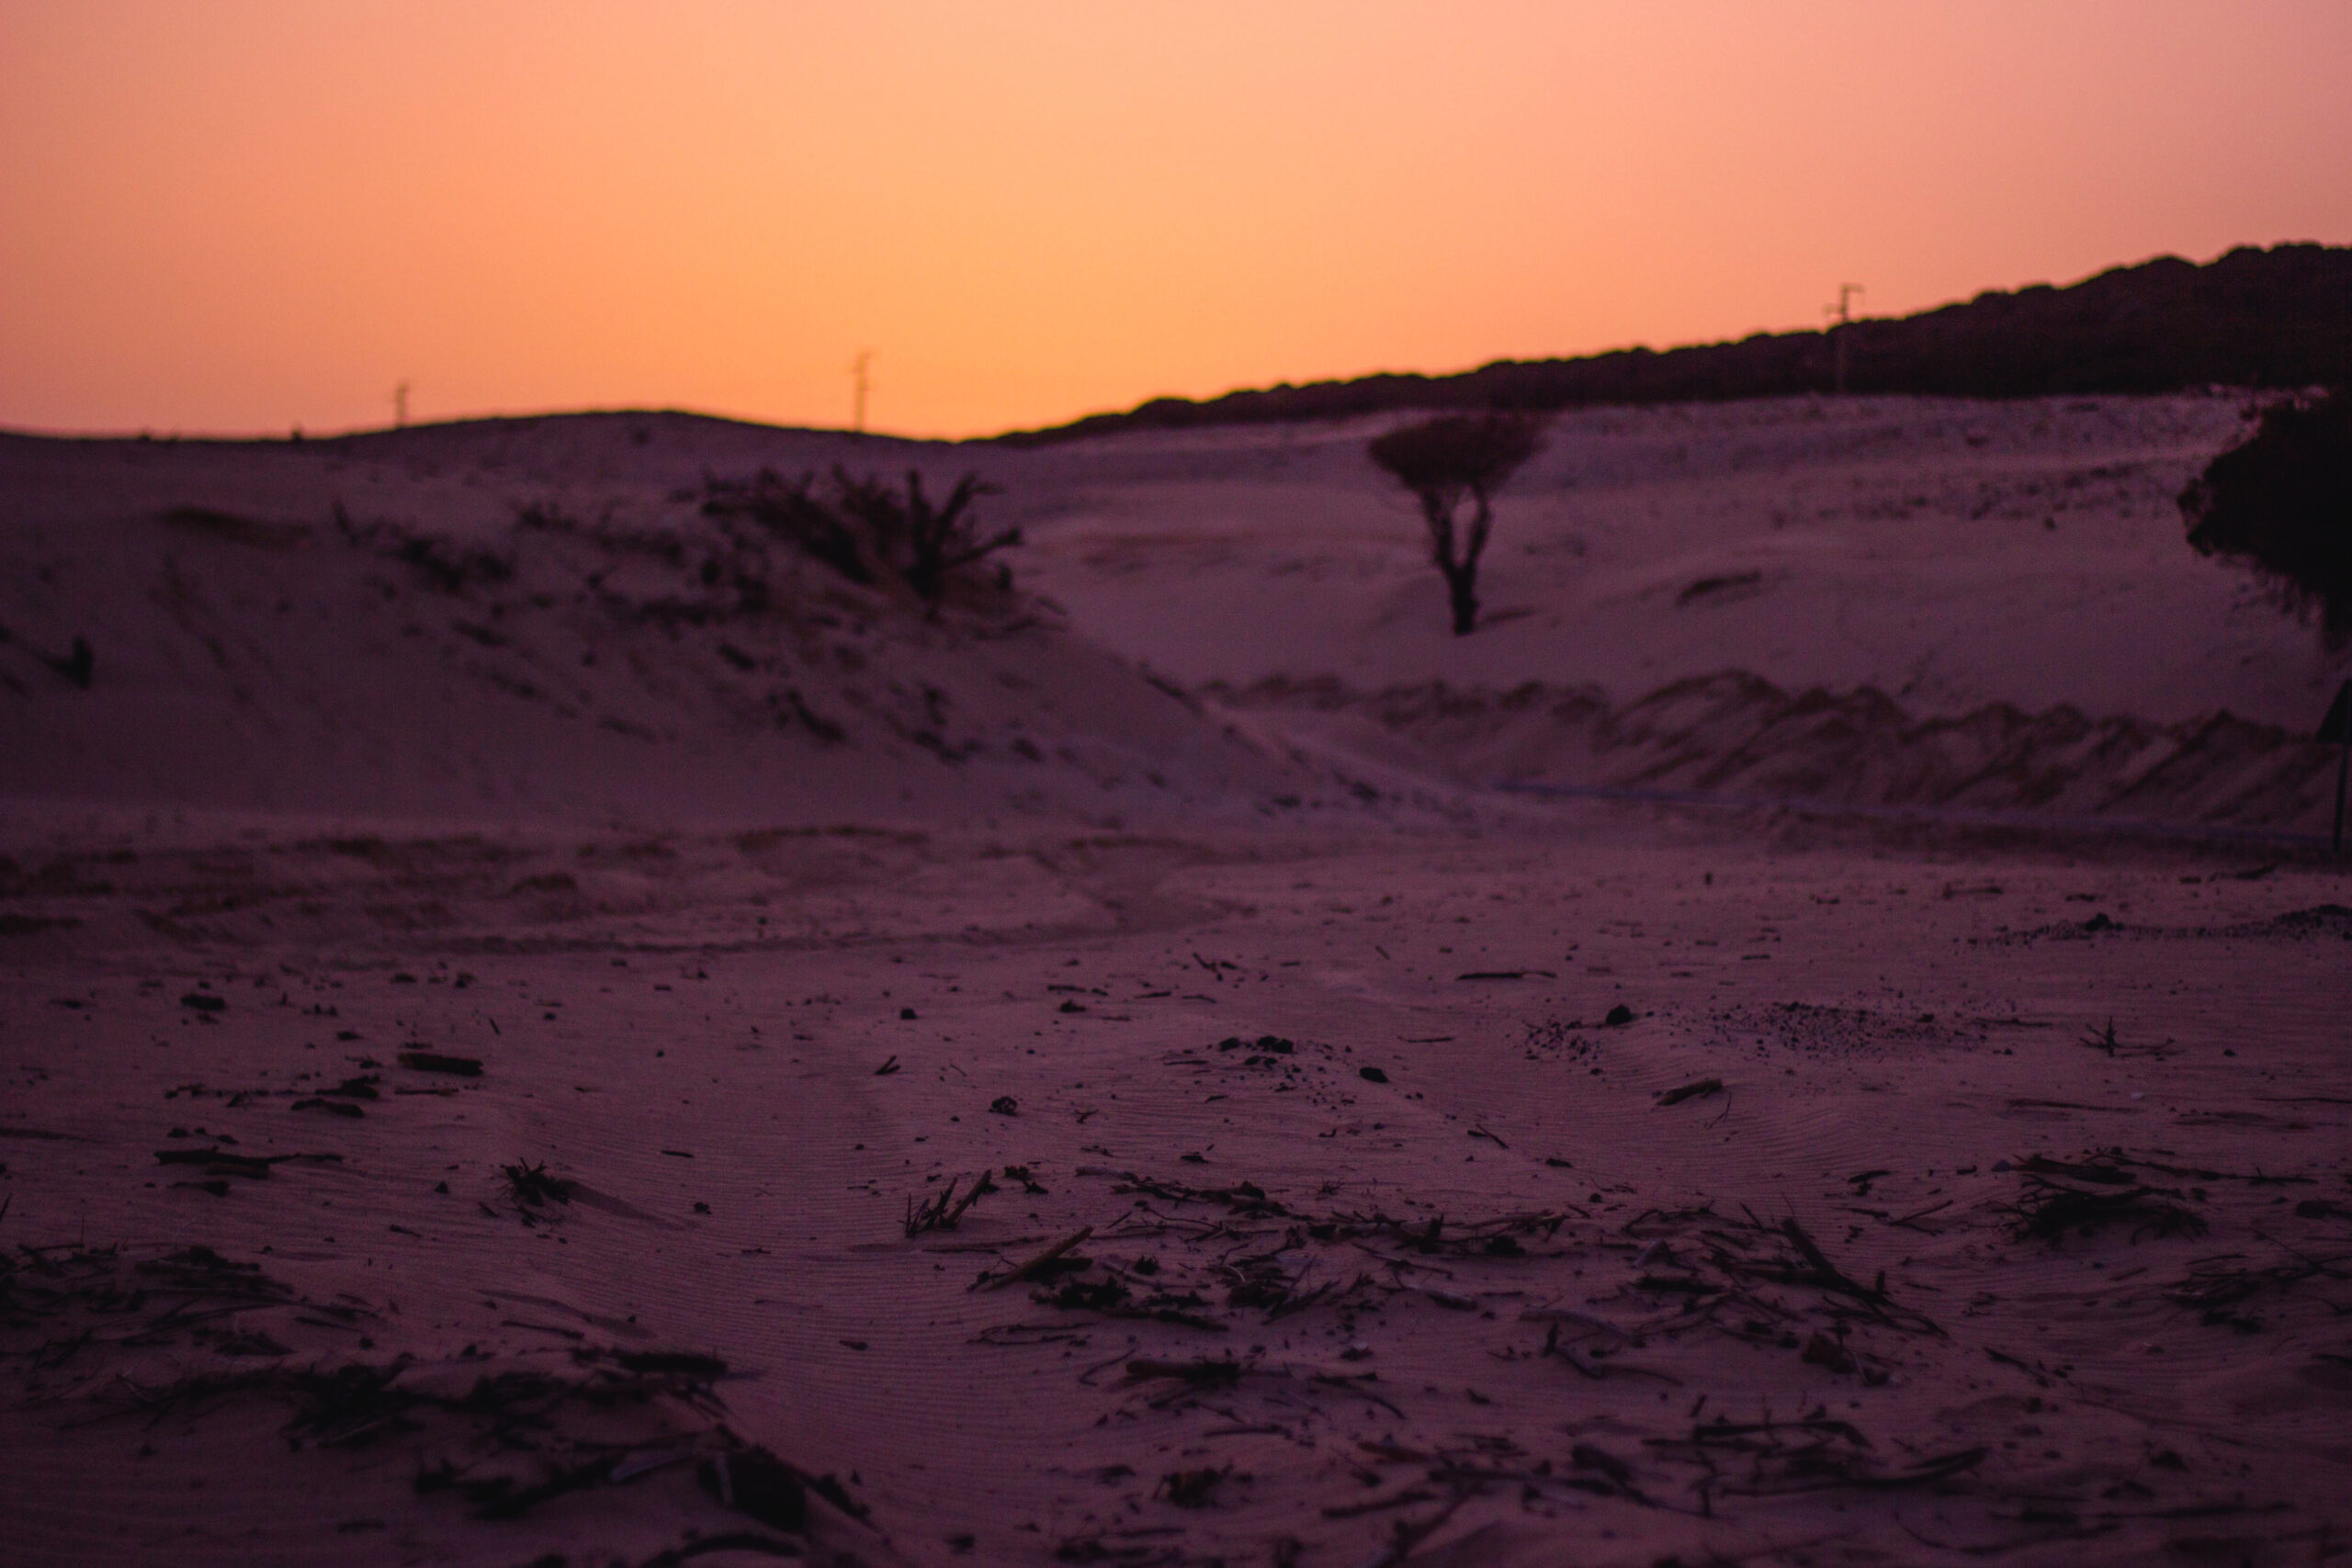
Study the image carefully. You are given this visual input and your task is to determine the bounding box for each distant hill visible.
[999,243,2351,444]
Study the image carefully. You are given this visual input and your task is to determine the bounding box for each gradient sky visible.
[4,2,2347,440]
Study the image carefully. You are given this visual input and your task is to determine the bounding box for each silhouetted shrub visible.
[2179,388,2352,645]
[331,503,514,592]
[830,468,1016,604]
[1367,414,1544,635]
[701,468,1017,605]
[700,469,873,585]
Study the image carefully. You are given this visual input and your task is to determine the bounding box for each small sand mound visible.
[1212,671,2345,834]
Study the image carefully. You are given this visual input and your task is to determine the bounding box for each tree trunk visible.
[1440,491,1493,635]
[1440,559,1479,635]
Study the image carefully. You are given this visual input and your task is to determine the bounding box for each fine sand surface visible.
[3,401,2347,1567]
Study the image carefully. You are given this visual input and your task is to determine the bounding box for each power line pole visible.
[1826,284,1864,394]
[851,351,873,435]
[393,380,411,429]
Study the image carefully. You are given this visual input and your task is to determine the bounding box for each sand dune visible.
[13,393,2338,833]
[0,421,1320,829]
[4,403,2348,1567]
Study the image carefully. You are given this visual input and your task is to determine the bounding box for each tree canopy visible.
[1366,414,1544,508]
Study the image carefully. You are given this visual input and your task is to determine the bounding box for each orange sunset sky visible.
[4,2,2348,441]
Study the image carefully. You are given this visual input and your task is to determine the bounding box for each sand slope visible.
[0,420,1323,829]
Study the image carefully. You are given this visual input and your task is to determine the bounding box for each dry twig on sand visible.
[978,1226,1093,1290]
[2166,1248,2351,1330]
[904,1169,997,1237]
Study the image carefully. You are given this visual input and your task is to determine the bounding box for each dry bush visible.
[701,467,1018,607]
[2180,388,2352,646]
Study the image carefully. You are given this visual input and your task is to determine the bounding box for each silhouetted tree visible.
[2179,389,2352,647]
[1367,413,1544,635]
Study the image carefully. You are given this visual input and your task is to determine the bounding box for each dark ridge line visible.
[996,243,2352,445]
[0,407,933,450]
[1493,779,2335,851]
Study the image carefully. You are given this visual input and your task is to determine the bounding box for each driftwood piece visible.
[1657,1078,1723,1107]
[979,1226,1092,1290]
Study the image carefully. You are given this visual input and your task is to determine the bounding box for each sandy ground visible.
[3,401,2348,1566]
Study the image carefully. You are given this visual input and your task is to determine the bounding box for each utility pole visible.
[393,381,411,429]
[851,351,873,435]
[1826,284,1864,395]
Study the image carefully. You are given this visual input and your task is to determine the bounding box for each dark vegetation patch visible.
[699,467,1019,605]
[159,505,312,551]
[1001,244,2352,441]
[2181,386,2352,645]
[500,1159,574,1208]
[2005,1153,2206,1242]
[334,503,514,592]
